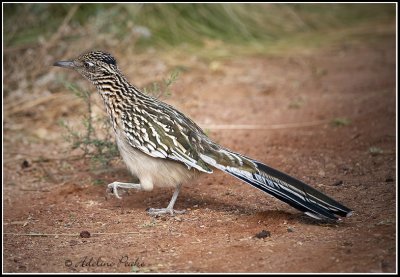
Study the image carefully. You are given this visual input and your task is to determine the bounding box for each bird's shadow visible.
[101,184,339,226]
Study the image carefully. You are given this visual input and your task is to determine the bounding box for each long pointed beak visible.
[53,60,75,68]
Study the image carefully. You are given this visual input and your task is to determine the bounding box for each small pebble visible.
[21,160,30,169]
[332,180,343,186]
[255,230,271,239]
[80,231,91,238]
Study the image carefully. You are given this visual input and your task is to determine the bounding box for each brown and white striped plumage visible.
[54,51,352,220]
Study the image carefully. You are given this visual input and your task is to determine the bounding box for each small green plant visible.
[143,69,180,99]
[93,179,106,186]
[131,265,140,273]
[369,146,383,156]
[288,98,305,109]
[59,70,180,169]
[331,117,351,127]
[58,81,119,169]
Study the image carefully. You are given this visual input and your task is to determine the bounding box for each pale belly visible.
[116,133,200,191]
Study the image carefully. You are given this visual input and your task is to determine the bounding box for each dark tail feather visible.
[206,152,353,221]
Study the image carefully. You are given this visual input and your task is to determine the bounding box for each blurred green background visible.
[4,3,395,54]
[3,3,396,101]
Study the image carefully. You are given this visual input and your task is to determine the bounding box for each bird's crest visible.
[81,51,117,65]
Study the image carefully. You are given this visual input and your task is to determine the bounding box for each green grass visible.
[331,117,352,127]
[4,3,395,52]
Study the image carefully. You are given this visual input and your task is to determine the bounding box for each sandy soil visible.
[3,37,396,272]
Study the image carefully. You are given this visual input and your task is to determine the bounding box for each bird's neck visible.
[92,72,145,131]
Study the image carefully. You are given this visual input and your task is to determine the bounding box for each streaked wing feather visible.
[121,99,213,173]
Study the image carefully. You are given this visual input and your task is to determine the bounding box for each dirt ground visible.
[3,35,396,273]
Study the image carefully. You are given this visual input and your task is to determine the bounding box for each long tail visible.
[200,148,352,221]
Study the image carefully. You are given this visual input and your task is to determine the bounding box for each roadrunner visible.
[54,51,352,221]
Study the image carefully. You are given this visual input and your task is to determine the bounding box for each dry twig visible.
[201,119,332,130]
[3,231,142,237]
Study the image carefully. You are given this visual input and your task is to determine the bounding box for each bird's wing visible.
[120,101,213,173]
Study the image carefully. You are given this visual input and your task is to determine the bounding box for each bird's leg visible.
[147,184,186,216]
[107,181,141,199]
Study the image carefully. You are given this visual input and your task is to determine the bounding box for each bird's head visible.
[53,51,118,83]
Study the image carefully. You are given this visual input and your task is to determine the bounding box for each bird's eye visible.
[84,61,95,69]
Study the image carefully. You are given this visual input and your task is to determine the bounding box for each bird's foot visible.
[106,182,141,199]
[147,207,186,216]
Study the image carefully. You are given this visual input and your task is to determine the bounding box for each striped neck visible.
[92,72,143,131]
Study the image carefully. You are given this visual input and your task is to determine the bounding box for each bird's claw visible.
[106,182,122,199]
[146,207,186,216]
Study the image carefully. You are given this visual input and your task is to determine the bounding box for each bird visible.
[54,50,353,221]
